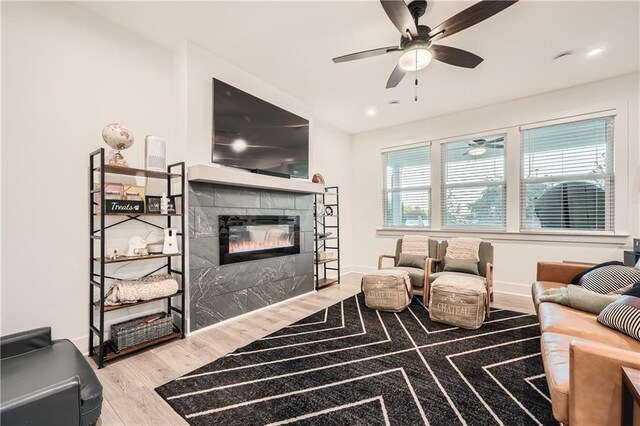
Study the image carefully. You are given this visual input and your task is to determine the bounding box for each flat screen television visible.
[212,79,309,178]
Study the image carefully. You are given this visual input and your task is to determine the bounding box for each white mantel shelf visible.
[187,164,325,194]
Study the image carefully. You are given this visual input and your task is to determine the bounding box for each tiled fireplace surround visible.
[189,182,315,331]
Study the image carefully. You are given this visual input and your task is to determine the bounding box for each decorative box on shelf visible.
[110,312,173,351]
[95,182,146,214]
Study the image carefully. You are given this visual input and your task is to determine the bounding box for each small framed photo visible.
[145,196,161,213]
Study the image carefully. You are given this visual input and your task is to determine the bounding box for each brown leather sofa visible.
[532,262,640,425]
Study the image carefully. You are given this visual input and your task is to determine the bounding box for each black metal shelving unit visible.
[314,186,341,290]
[89,148,186,368]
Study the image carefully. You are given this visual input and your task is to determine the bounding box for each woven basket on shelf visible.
[110,312,173,351]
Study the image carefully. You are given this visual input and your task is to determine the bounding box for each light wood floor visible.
[93,272,534,426]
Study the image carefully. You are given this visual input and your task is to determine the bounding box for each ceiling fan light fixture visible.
[399,45,432,72]
[468,147,487,156]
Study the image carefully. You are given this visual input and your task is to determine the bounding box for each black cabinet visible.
[623,250,640,267]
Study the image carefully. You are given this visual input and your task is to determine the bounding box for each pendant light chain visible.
[414,48,419,102]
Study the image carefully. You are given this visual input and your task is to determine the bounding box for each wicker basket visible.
[110,312,173,351]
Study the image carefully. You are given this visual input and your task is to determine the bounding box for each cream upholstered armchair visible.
[425,239,494,315]
[378,238,440,304]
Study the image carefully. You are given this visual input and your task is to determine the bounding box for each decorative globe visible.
[101,123,134,167]
[102,123,134,150]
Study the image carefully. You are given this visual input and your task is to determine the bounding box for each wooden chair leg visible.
[485,286,491,318]
[486,295,491,318]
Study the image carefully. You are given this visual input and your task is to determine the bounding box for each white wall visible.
[184,42,312,166]
[311,122,353,270]
[0,0,4,319]
[1,2,176,345]
[180,41,354,270]
[1,3,353,346]
[350,73,639,298]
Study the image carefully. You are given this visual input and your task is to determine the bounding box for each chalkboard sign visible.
[105,200,144,214]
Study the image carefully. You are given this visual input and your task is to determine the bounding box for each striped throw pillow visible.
[571,261,624,285]
[597,282,640,341]
[579,265,640,294]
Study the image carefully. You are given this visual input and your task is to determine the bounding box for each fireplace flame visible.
[229,237,293,254]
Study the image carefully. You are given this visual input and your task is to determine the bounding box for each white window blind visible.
[521,116,615,232]
[441,135,506,229]
[382,144,431,227]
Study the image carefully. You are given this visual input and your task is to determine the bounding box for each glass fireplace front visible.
[218,215,300,265]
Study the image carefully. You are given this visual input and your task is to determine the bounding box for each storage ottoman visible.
[362,269,413,312]
[429,274,487,329]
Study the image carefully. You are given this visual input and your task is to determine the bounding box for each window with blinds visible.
[521,116,615,232]
[441,135,506,229]
[382,144,431,227]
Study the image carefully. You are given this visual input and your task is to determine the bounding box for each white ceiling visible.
[79,1,639,134]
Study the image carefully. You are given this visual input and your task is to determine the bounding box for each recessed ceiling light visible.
[587,48,603,57]
[366,108,377,117]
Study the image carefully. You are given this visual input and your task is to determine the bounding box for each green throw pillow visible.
[443,256,479,275]
[397,253,426,270]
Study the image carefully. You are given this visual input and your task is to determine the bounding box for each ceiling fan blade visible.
[386,64,406,88]
[489,144,504,148]
[333,46,400,63]
[431,45,483,68]
[428,0,518,42]
[380,0,418,38]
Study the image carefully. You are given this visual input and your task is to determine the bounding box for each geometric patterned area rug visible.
[156,293,555,425]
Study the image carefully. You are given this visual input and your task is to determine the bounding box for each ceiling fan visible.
[332,0,518,89]
[464,136,505,156]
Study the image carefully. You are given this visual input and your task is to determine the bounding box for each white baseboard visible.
[338,264,360,274]
[348,266,532,297]
[71,336,90,356]
[348,265,378,275]
[493,289,532,300]
[493,280,531,297]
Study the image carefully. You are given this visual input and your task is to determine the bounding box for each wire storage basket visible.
[110,312,173,351]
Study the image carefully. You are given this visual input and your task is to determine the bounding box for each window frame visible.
[378,108,628,243]
[381,142,432,229]
[519,115,616,234]
[440,134,508,231]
